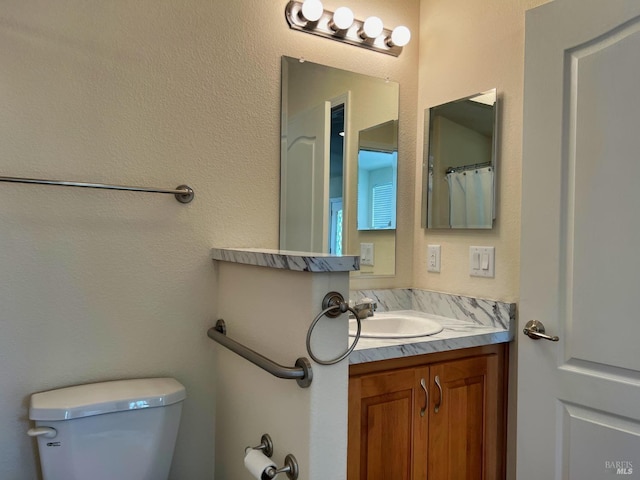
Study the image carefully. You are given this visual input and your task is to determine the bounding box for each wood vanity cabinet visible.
[348,344,507,480]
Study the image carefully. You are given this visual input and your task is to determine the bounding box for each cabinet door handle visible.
[434,375,442,413]
[419,378,428,417]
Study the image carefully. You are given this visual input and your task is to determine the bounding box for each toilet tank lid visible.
[29,377,186,421]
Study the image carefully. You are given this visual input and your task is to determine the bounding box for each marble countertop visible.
[211,247,360,272]
[348,309,513,364]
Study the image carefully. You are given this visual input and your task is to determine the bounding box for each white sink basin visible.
[349,312,444,338]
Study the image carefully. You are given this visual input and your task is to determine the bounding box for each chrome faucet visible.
[352,298,377,319]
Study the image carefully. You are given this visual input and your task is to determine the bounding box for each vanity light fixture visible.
[285,0,410,57]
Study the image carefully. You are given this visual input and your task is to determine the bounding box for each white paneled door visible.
[280,102,330,253]
[518,0,640,478]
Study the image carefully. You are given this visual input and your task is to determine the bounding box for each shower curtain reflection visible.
[446,166,493,228]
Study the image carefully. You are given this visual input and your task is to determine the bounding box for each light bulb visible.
[300,0,324,22]
[361,16,384,39]
[388,25,411,47]
[331,7,354,31]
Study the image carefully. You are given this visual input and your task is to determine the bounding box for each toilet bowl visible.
[28,377,186,480]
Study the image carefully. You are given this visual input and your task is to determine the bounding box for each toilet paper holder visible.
[248,434,299,480]
[251,434,274,458]
[264,454,299,480]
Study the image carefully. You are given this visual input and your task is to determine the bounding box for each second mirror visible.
[357,120,398,231]
[423,89,498,229]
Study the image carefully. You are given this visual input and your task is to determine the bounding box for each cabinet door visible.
[428,354,500,480]
[348,366,429,480]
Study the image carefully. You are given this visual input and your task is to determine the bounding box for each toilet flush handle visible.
[27,427,57,439]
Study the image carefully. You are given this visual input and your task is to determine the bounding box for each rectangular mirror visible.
[280,56,399,276]
[357,120,398,231]
[422,89,498,229]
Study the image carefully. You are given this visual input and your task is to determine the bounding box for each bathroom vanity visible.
[346,289,514,480]
[348,344,507,479]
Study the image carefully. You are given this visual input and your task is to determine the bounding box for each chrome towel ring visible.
[306,291,361,365]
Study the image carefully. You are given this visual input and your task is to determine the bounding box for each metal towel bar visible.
[0,175,194,203]
[207,319,313,388]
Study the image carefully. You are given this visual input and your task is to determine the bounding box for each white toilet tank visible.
[28,377,186,480]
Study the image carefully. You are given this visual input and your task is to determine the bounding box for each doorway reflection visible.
[329,104,345,255]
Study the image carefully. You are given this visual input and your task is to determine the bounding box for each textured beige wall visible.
[0,0,418,478]
[414,0,549,303]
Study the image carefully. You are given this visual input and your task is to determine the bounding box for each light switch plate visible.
[427,245,441,272]
[469,246,495,278]
[360,243,374,266]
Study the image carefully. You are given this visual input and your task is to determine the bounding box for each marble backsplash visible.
[350,288,515,331]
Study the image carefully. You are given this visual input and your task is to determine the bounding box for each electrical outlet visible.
[360,243,374,266]
[469,246,495,278]
[427,245,441,272]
